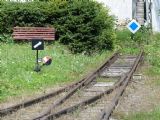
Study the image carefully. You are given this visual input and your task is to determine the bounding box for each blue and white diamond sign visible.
[127,19,141,34]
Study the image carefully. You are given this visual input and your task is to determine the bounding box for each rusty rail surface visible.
[40,51,144,120]
[0,78,85,117]
[97,51,144,120]
[33,52,119,120]
[40,75,127,120]
[0,52,119,118]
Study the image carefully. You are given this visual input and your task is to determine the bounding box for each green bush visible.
[0,34,13,43]
[116,27,160,74]
[133,26,151,45]
[116,26,151,49]
[115,29,132,46]
[0,0,115,54]
[144,33,160,67]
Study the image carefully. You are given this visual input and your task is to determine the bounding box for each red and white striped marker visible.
[42,56,52,65]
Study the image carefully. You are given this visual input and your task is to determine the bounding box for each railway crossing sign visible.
[32,39,44,72]
[127,19,141,34]
[32,39,44,50]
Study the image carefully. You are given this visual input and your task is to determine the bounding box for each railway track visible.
[0,52,119,120]
[0,51,144,120]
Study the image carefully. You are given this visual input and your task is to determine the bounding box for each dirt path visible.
[112,63,160,119]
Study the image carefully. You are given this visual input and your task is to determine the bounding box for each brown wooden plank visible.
[14,27,47,28]
[13,27,55,41]
[13,37,55,40]
[14,29,55,32]
[14,28,54,29]
[13,29,55,32]
[13,28,55,31]
[13,35,55,38]
[13,28,55,33]
[13,32,55,35]
[13,28,55,30]
[13,34,55,36]
[13,36,55,39]
[13,32,55,34]
[14,27,54,29]
[13,35,55,37]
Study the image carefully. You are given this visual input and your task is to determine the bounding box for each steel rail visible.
[33,52,119,120]
[0,52,119,118]
[97,51,144,120]
[41,74,127,120]
[0,77,86,117]
[40,51,144,120]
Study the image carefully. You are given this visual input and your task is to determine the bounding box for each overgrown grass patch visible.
[116,29,160,74]
[122,106,160,120]
[0,42,113,102]
[115,30,160,120]
[142,66,160,86]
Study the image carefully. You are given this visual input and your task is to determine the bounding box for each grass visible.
[115,29,160,120]
[115,63,160,120]
[0,42,113,102]
[1,28,160,120]
[116,29,160,74]
[122,107,160,120]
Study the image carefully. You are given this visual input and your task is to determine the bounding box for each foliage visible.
[115,29,133,48]
[144,33,160,74]
[0,0,115,54]
[116,27,160,74]
[0,34,13,43]
[133,26,151,45]
[115,29,160,119]
[115,26,151,49]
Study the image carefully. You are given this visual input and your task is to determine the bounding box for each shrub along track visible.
[0,52,119,120]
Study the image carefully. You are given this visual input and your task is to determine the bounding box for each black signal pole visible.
[34,50,41,72]
[32,39,44,72]
[131,33,134,40]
